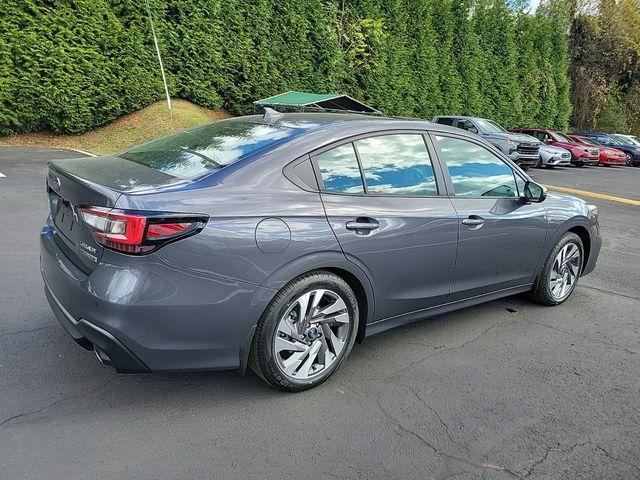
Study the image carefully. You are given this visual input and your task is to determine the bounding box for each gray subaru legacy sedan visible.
[41,112,601,391]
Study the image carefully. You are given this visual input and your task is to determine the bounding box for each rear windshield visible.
[118,120,307,179]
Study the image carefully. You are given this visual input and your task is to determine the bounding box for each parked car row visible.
[432,115,640,169]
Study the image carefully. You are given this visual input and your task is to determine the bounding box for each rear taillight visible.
[79,207,207,254]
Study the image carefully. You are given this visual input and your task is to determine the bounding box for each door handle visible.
[461,216,485,229]
[346,218,379,233]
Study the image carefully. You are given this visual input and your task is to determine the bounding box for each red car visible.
[567,135,628,166]
[510,128,599,166]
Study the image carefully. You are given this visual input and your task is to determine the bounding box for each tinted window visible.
[554,132,572,143]
[474,119,507,134]
[316,143,364,194]
[435,136,517,197]
[119,120,308,179]
[435,117,455,126]
[457,119,476,132]
[355,134,437,196]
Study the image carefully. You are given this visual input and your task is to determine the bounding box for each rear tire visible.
[249,271,359,391]
[529,232,584,306]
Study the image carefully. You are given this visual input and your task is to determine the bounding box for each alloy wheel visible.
[274,289,351,380]
[549,242,581,301]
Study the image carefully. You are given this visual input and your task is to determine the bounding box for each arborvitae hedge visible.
[0,0,572,135]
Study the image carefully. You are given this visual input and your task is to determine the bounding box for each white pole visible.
[145,0,171,110]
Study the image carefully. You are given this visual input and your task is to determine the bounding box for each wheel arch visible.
[532,216,592,283]
[567,225,591,271]
[239,253,375,374]
[323,267,370,342]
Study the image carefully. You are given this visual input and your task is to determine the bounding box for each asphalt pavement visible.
[1,149,638,480]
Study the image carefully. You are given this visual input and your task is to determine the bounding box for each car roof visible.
[433,115,482,121]
[232,112,471,137]
[209,112,487,170]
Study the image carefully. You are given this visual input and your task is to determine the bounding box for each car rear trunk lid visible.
[46,156,185,272]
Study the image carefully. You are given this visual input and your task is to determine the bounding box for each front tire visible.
[625,153,633,166]
[529,232,584,306]
[250,271,359,391]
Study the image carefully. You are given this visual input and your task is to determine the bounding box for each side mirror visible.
[522,180,547,203]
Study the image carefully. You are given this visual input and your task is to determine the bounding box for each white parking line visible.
[0,172,6,178]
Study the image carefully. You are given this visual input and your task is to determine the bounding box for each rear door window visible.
[354,134,438,196]
[316,143,365,194]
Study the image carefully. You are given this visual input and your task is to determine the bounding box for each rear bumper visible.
[44,280,151,373]
[40,218,272,373]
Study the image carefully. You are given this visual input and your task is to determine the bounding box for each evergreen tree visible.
[0,0,575,134]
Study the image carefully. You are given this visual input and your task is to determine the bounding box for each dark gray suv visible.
[41,113,601,391]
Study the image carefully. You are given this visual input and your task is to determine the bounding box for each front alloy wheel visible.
[626,153,633,166]
[250,271,359,391]
[549,243,581,302]
[530,232,584,306]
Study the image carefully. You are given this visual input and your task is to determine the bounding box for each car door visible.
[313,132,459,322]
[430,132,547,302]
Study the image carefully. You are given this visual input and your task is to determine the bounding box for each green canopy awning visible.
[254,91,380,115]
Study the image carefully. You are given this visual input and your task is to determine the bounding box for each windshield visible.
[611,134,635,146]
[474,119,507,134]
[119,120,308,179]
[629,136,640,146]
[554,132,573,143]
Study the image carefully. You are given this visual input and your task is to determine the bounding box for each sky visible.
[528,0,542,12]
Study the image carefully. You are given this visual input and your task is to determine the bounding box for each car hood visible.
[602,147,625,155]
[552,141,584,151]
[482,132,541,144]
[614,144,640,154]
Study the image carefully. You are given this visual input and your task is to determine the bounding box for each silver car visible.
[539,144,572,167]
[432,116,542,169]
[41,112,602,391]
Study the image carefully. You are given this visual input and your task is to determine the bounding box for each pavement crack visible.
[517,441,591,478]
[579,284,640,301]
[520,443,553,478]
[0,379,118,428]
[0,325,56,338]
[375,399,520,479]
[531,321,637,355]
[409,386,471,456]
[389,320,508,378]
[596,445,640,473]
